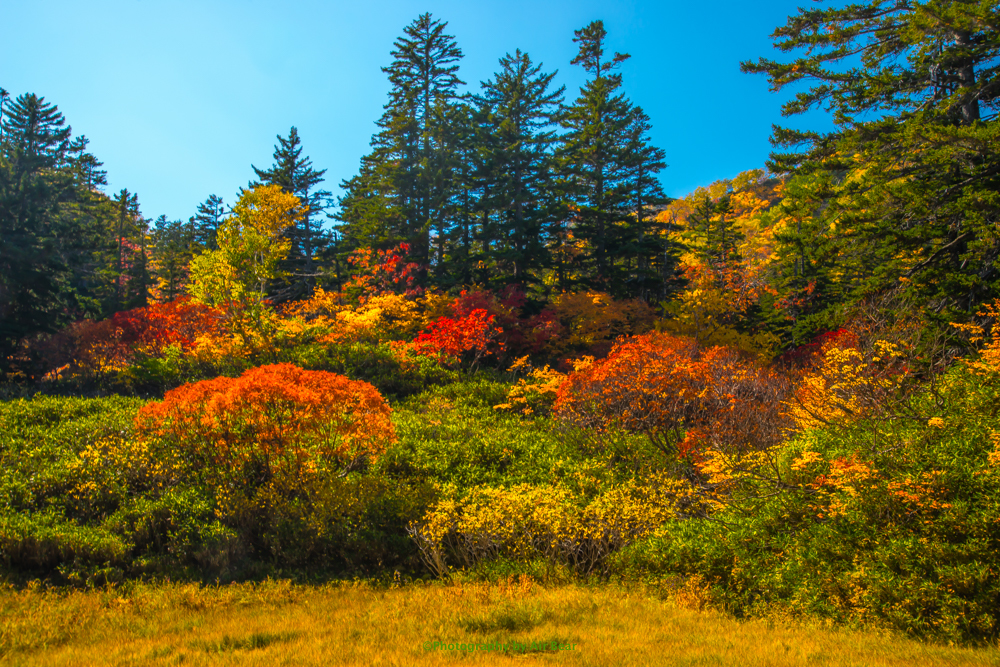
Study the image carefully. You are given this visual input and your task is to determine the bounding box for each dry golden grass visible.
[1,578,998,666]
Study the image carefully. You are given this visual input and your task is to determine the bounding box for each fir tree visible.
[743,1,1000,326]
[339,13,464,280]
[620,106,670,299]
[109,188,151,310]
[251,127,331,300]
[475,49,564,288]
[150,215,195,302]
[0,93,108,371]
[558,20,666,297]
[193,194,225,250]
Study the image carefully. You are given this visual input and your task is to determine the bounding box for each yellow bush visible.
[408,478,687,577]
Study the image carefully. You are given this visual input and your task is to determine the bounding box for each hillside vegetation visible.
[2,2,1000,655]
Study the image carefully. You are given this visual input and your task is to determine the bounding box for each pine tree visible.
[251,127,330,300]
[193,194,225,250]
[0,93,110,370]
[558,20,666,297]
[338,13,464,280]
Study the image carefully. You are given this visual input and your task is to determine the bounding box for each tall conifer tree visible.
[744,1,1000,326]
[251,127,330,299]
[338,13,464,280]
[0,93,96,367]
[475,49,564,287]
[193,194,225,250]
[558,21,667,296]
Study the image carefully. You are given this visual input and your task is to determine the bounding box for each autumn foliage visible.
[788,332,909,431]
[136,363,395,479]
[342,242,423,303]
[555,332,791,460]
[72,297,220,372]
[413,308,504,365]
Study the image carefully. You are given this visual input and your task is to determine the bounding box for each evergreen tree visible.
[108,188,151,311]
[620,106,670,299]
[193,194,225,250]
[0,92,125,371]
[0,88,9,143]
[474,49,564,288]
[558,20,667,297]
[251,127,331,300]
[339,13,464,279]
[150,215,195,302]
[743,1,1000,326]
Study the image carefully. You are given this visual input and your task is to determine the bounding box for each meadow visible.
[4,578,1000,667]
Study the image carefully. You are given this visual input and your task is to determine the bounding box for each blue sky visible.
[2,0,828,223]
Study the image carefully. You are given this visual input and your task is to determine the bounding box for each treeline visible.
[4,1,1000,376]
[0,15,671,377]
[336,16,670,298]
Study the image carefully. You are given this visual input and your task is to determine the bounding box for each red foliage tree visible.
[450,286,561,356]
[342,242,423,303]
[413,308,504,367]
[68,297,220,371]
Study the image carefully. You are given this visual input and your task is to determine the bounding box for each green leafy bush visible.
[614,360,1000,642]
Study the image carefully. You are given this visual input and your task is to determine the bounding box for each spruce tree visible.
[743,1,1000,326]
[0,88,9,143]
[108,188,150,310]
[193,194,225,250]
[0,93,109,370]
[620,106,670,299]
[558,21,666,297]
[338,13,464,280]
[150,215,194,302]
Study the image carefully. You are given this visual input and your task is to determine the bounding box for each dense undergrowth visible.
[3,260,1000,646]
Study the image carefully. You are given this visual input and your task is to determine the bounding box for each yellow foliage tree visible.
[788,338,907,431]
[188,185,300,351]
[655,171,783,357]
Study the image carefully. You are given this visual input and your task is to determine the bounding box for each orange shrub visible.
[554,332,791,460]
[136,363,395,479]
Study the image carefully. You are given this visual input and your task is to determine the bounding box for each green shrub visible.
[613,361,1000,642]
[280,341,457,399]
[388,381,625,492]
[0,511,127,574]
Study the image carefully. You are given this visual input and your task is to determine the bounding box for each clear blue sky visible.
[3,0,827,223]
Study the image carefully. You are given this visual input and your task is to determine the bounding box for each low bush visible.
[614,357,1000,643]
[408,478,688,577]
[281,341,457,399]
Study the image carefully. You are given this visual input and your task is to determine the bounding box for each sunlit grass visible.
[1,578,998,666]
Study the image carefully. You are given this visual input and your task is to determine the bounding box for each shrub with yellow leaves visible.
[788,336,909,431]
[408,477,688,578]
[494,356,567,416]
[546,290,654,354]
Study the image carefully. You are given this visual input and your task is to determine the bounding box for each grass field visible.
[2,579,998,666]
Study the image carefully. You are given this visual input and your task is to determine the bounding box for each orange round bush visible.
[554,332,790,459]
[136,363,395,478]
